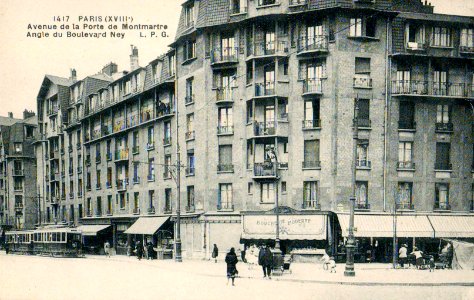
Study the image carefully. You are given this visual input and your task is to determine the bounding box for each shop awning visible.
[337,214,434,238]
[241,214,327,240]
[428,215,474,238]
[124,217,169,235]
[76,225,111,236]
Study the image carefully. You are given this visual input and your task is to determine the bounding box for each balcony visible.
[396,203,415,210]
[185,131,195,141]
[302,119,321,130]
[356,160,372,169]
[106,152,112,161]
[253,162,277,179]
[132,207,140,215]
[68,169,73,177]
[217,125,234,135]
[391,81,473,98]
[106,181,112,189]
[132,146,140,154]
[397,161,415,170]
[102,125,112,136]
[185,167,195,176]
[435,122,453,133]
[96,183,101,190]
[126,115,139,128]
[68,145,73,153]
[353,75,373,89]
[217,164,234,173]
[302,79,323,95]
[355,203,371,210]
[216,88,234,104]
[69,192,74,199]
[210,47,239,65]
[114,149,129,162]
[147,206,156,214]
[302,201,321,210]
[434,203,451,211]
[252,121,288,137]
[185,205,195,213]
[85,155,91,166]
[156,103,174,120]
[95,155,101,164]
[217,203,234,211]
[76,143,82,150]
[185,94,194,105]
[50,172,59,181]
[297,36,329,55]
[163,137,172,146]
[47,106,59,116]
[12,169,24,176]
[146,142,155,151]
[50,150,59,160]
[147,174,155,182]
[77,166,82,174]
[460,45,474,54]
[116,179,128,191]
[254,82,275,97]
[434,162,452,171]
[302,161,321,169]
[163,206,172,214]
[113,121,126,133]
[405,42,427,51]
[398,121,416,131]
[249,41,288,58]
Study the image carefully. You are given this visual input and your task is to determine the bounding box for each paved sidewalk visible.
[86,254,474,286]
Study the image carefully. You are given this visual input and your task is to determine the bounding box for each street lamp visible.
[344,99,359,277]
[267,147,283,271]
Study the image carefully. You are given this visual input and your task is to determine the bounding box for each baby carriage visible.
[281,254,293,274]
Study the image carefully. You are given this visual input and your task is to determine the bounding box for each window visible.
[70,205,75,222]
[436,105,450,124]
[303,140,320,168]
[246,101,253,123]
[356,99,370,127]
[405,23,425,49]
[260,183,275,203]
[164,154,172,178]
[107,195,112,214]
[218,183,233,210]
[107,167,112,187]
[148,158,155,180]
[97,197,102,216]
[185,3,194,27]
[221,35,236,60]
[356,140,370,168]
[165,188,172,211]
[246,62,253,85]
[14,195,23,208]
[183,40,197,61]
[303,181,318,208]
[349,17,376,38]
[133,192,139,211]
[187,153,195,175]
[168,54,176,76]
[187,186,194,210]
[431,27,451,47]
[14,178,23,191]
[461,28,474,50]
[147,127,154,146]
[397,182,413,209]
[355,57,371,75]
[96,170,101,189]
[186,78,194,103]
[435,183,450,210]
[399,101,415,129]
[398,142,413,168]
[248,182,253,194]
[281,181,287,193]
[119,193,126,210]
[25,126,34,138]
[258,0,276,7]
[14,143,22,154]
[435,143,451,170]
[86,198,92,215]
[218,107,233,134]
[356,181,368,208]
[149,190,155,210]
[164,121,171,144]
[218,145,233,172]
[246,141,253,169]
[186,114,194,139]
[231,0,247,14]
[304,99,320,128]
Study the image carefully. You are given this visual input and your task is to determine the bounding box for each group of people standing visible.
[398,243,453,270]
[104,240,155,260]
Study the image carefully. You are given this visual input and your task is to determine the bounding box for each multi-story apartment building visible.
[0,111,37,230]
[30,0,474,261]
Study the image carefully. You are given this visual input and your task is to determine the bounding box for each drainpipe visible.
[383,16,391,212]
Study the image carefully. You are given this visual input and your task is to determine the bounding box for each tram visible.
[5,228,83,257]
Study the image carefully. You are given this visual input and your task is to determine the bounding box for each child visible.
[329,256,337,273]
[429,256,435,272]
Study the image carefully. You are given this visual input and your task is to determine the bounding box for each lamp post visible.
[174,52,182,263]
[393,202,398,269]
[267,147,283,272]
[344,99,359,277]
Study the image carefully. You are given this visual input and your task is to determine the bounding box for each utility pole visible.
[393,202,398,269]
[174,51,182,263]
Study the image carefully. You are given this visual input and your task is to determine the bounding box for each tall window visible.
[183,40,197,61]
[397,182,413,209]
[185,3,194,27]
[303,140,320,168]
[186,78,194,103]
[349,17,376,38]
[221,35,235,59]
[260,183,275,203]
[435,183,449,210]
[433,70,447,96]
[304,99,320,126]
[350,18,362,37]
[96,170,101,189]
[357,99,370,128]
[405,23,425,48]
[303,181,318,209]
[149,190,155,210]
[218,145,233,172]
[356,140,370,168]
[164,121,171,144]
[435,143,451,170]
[356,181,368,208]
[399,101,415,129]
[147,127,154,146]
[186,114,194,139]
[97,197,102,216]
[165,188,172,211]
[398,142,413,168]
[436,104,450,124]
[148,158,155,180]
[187,153,195,175]
[164,154,172,178]
[218,107,233,134]
[431,27,451,47]
[218,183,233,209]
[461,28,474,50]
[187,186,195,210]
[133,192,139,211]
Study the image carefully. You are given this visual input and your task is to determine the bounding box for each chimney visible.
[130,45,139,71]
[102,62,118,76]
[70,68,77,82]
[8,112,13,118]
[23,109,35,119]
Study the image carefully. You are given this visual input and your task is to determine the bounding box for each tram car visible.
[5,228,83,257]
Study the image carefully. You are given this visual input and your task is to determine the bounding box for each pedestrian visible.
[429,255,435,272]
[258,245,273,279]
[136,241,143,260]
[329,256,337,273]
[320,251,330,270]
[399,244,408,268]
[147,241,154,260]
[446,243,453,269]
[104,241,111,258]
[212,244,219,263]
[225,247,239,286]
[410,247,423,269]
[240,245,247,263]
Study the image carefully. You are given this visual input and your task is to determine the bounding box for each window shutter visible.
[217,186,222,210]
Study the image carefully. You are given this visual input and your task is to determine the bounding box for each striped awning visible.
[428,215,474,238]
[124,217,169,235]
[76,225,111,236]
[337,214,434,238]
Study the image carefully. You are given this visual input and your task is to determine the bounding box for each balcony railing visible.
[132,207,140,215]
[460,45,474,53]
[434,203,451,211]
[76,143,82,150]
[397,161,415,170]
[434,162,452,171]
[303,79,323,94]
[106,209,113,216]
[217,203,234,211]
[185,167,195,176]
[396,203,415,210]
[185,94,194,105]
[114,149,129,161]
[163,206,172,214]
[96,183,101,190]
[302,161,321,169]
[133,176,140,184]
[392,81,473,97]
[297,36,328,53]
[96,155,101,164]
[146,142,155,151]
[185,205,195,213]
[77,166,82,174]
[106,152,112,161]
[106,181,112,189]
[163,137,172,146]
[163,170,172,179]
[69,192,74,199]
[230,5,248,14]
[217,164,234,173]
[185,131,195,140]
[68,145,73,153]
[217,125,234,135]
[147,174,155,182]
[355,203,371,210]
[116,179,128,191]
[102,125,112,136]
[216,88,234,103]
[253,162,277,177]
[435,122,453,133]
[251,41,288,57]
[355,118,371,128]
[356,160,372,168]
[13,169,24,176]
[140,110,154,123]
[86,211,92,217]
[85,155,91,166]
[254,121,276,136]
[147,206,155,214]
[353,75,373,88]
[132,146,140,154]
[210,47,239,64]
[302,201,321,210]
[156,104,174,118]
[398,121,416,131]
[255,82,275,97]
[302,119,321,129]
[126,115,139,128]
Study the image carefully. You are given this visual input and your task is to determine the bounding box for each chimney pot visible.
[70,68,77,82]
[8,112,13,118]
[130,45,139,71]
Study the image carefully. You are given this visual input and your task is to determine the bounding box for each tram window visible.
[62,232,66,242]
[49,233,52,242]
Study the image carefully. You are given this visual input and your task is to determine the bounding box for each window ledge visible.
[260,202,275,205]
[256,3,281,9]
[429,45,454,50]
[347,36,379,42]
[356,167,371,170]
[302,167,321,170]
[358,126,372,130]
[434,169,452,173]
[185,101,194,106]
[230,11,248,17]
[398,128,416,132]
[302,127,322,131]
[217,132,234,136]
[397,168,415,172]
[217,171,234,174]
[182,57,197,65]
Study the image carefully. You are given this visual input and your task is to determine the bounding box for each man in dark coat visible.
[258,245,273,279]
[147,242,154,260]
[225,248,238,286]
[136,241,143,260]
[212,244,219,263]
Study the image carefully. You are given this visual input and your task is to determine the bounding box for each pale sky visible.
[0,0,472,118]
